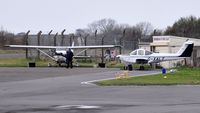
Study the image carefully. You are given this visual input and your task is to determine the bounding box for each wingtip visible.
[3,45,10,47]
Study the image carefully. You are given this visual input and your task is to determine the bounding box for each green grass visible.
[96,68,200,86]
[0,58,50,67]
[0,58,105,67]
[75,62,96,67]
[106,61,124,68]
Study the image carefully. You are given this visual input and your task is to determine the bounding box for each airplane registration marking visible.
[148,57,165,61]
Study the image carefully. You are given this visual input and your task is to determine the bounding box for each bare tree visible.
[0,28,15,47]
[136,22,154,38]
[165,16,200,38]
[88,18,117,34]
[75,29,90,45]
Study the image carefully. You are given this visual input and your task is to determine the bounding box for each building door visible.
[150,46,156,52]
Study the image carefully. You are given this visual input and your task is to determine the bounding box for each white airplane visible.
[6,43,120,66]
[116,41,194,70]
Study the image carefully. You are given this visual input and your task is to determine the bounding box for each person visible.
[162,67,167,78]
[66,48,74,68]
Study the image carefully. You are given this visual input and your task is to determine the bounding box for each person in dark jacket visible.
[66,48,74,68]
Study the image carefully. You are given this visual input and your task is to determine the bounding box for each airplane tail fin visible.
[72,41,75,46]
[176,41,194,57]
[71,42,75,52]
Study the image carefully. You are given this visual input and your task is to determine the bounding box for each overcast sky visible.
[0,0,200,34]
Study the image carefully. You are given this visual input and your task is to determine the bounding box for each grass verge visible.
[95,67,200,86]
[0,58,104,67]
[0,58,50,67]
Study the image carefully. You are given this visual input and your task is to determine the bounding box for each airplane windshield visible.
[145,50,153,55]
[130,50,137,55]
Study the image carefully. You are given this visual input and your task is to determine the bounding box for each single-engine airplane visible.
[116,41,194,70]
[6,43,120,66]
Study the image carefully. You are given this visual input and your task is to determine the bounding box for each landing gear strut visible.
[123,64,133,71]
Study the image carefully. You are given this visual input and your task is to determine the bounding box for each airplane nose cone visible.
[116,55,121,58]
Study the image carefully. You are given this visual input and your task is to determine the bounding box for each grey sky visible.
[1,0,200,34]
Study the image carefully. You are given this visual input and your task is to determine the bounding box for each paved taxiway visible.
[0,68,200,113]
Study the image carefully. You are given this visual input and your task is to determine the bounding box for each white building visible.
[150,36,200,68]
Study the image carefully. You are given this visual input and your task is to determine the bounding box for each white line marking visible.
[81,72,161,85]
[77,105,101,109]
[54,105,101,109]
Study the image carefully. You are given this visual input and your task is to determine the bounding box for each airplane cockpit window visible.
[130,50,137,55]
[138,49,144,55]
[130,49,152,55]
[145,50,153,55]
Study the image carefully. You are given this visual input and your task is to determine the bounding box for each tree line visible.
[165,16,200,38]
[0,29,20,47]
[1,16,200,48]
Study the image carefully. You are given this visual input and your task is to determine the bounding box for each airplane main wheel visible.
[128,64,133,71]
[139,66,144,70]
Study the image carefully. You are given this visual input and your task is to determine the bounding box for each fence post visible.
[54,32,58,46]
[61,29,66,46]
[48,30,52,46]
[94,30,97,62]
[101,35,105,63]
[24,30,30,59]
[37,31,42,59]
[120,29,125,54]
[70,34,74,46]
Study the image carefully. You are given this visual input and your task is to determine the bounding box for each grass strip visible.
[96,68,200,86]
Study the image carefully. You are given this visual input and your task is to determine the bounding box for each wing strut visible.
[36,48,56,61]
[74,49,88,56]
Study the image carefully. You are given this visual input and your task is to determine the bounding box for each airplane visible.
[116,41,194,70]
[6,43,120,66]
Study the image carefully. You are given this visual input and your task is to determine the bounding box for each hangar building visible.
[150,36,200,68]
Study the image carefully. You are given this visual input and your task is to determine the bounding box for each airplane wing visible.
[6,45,121,49]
